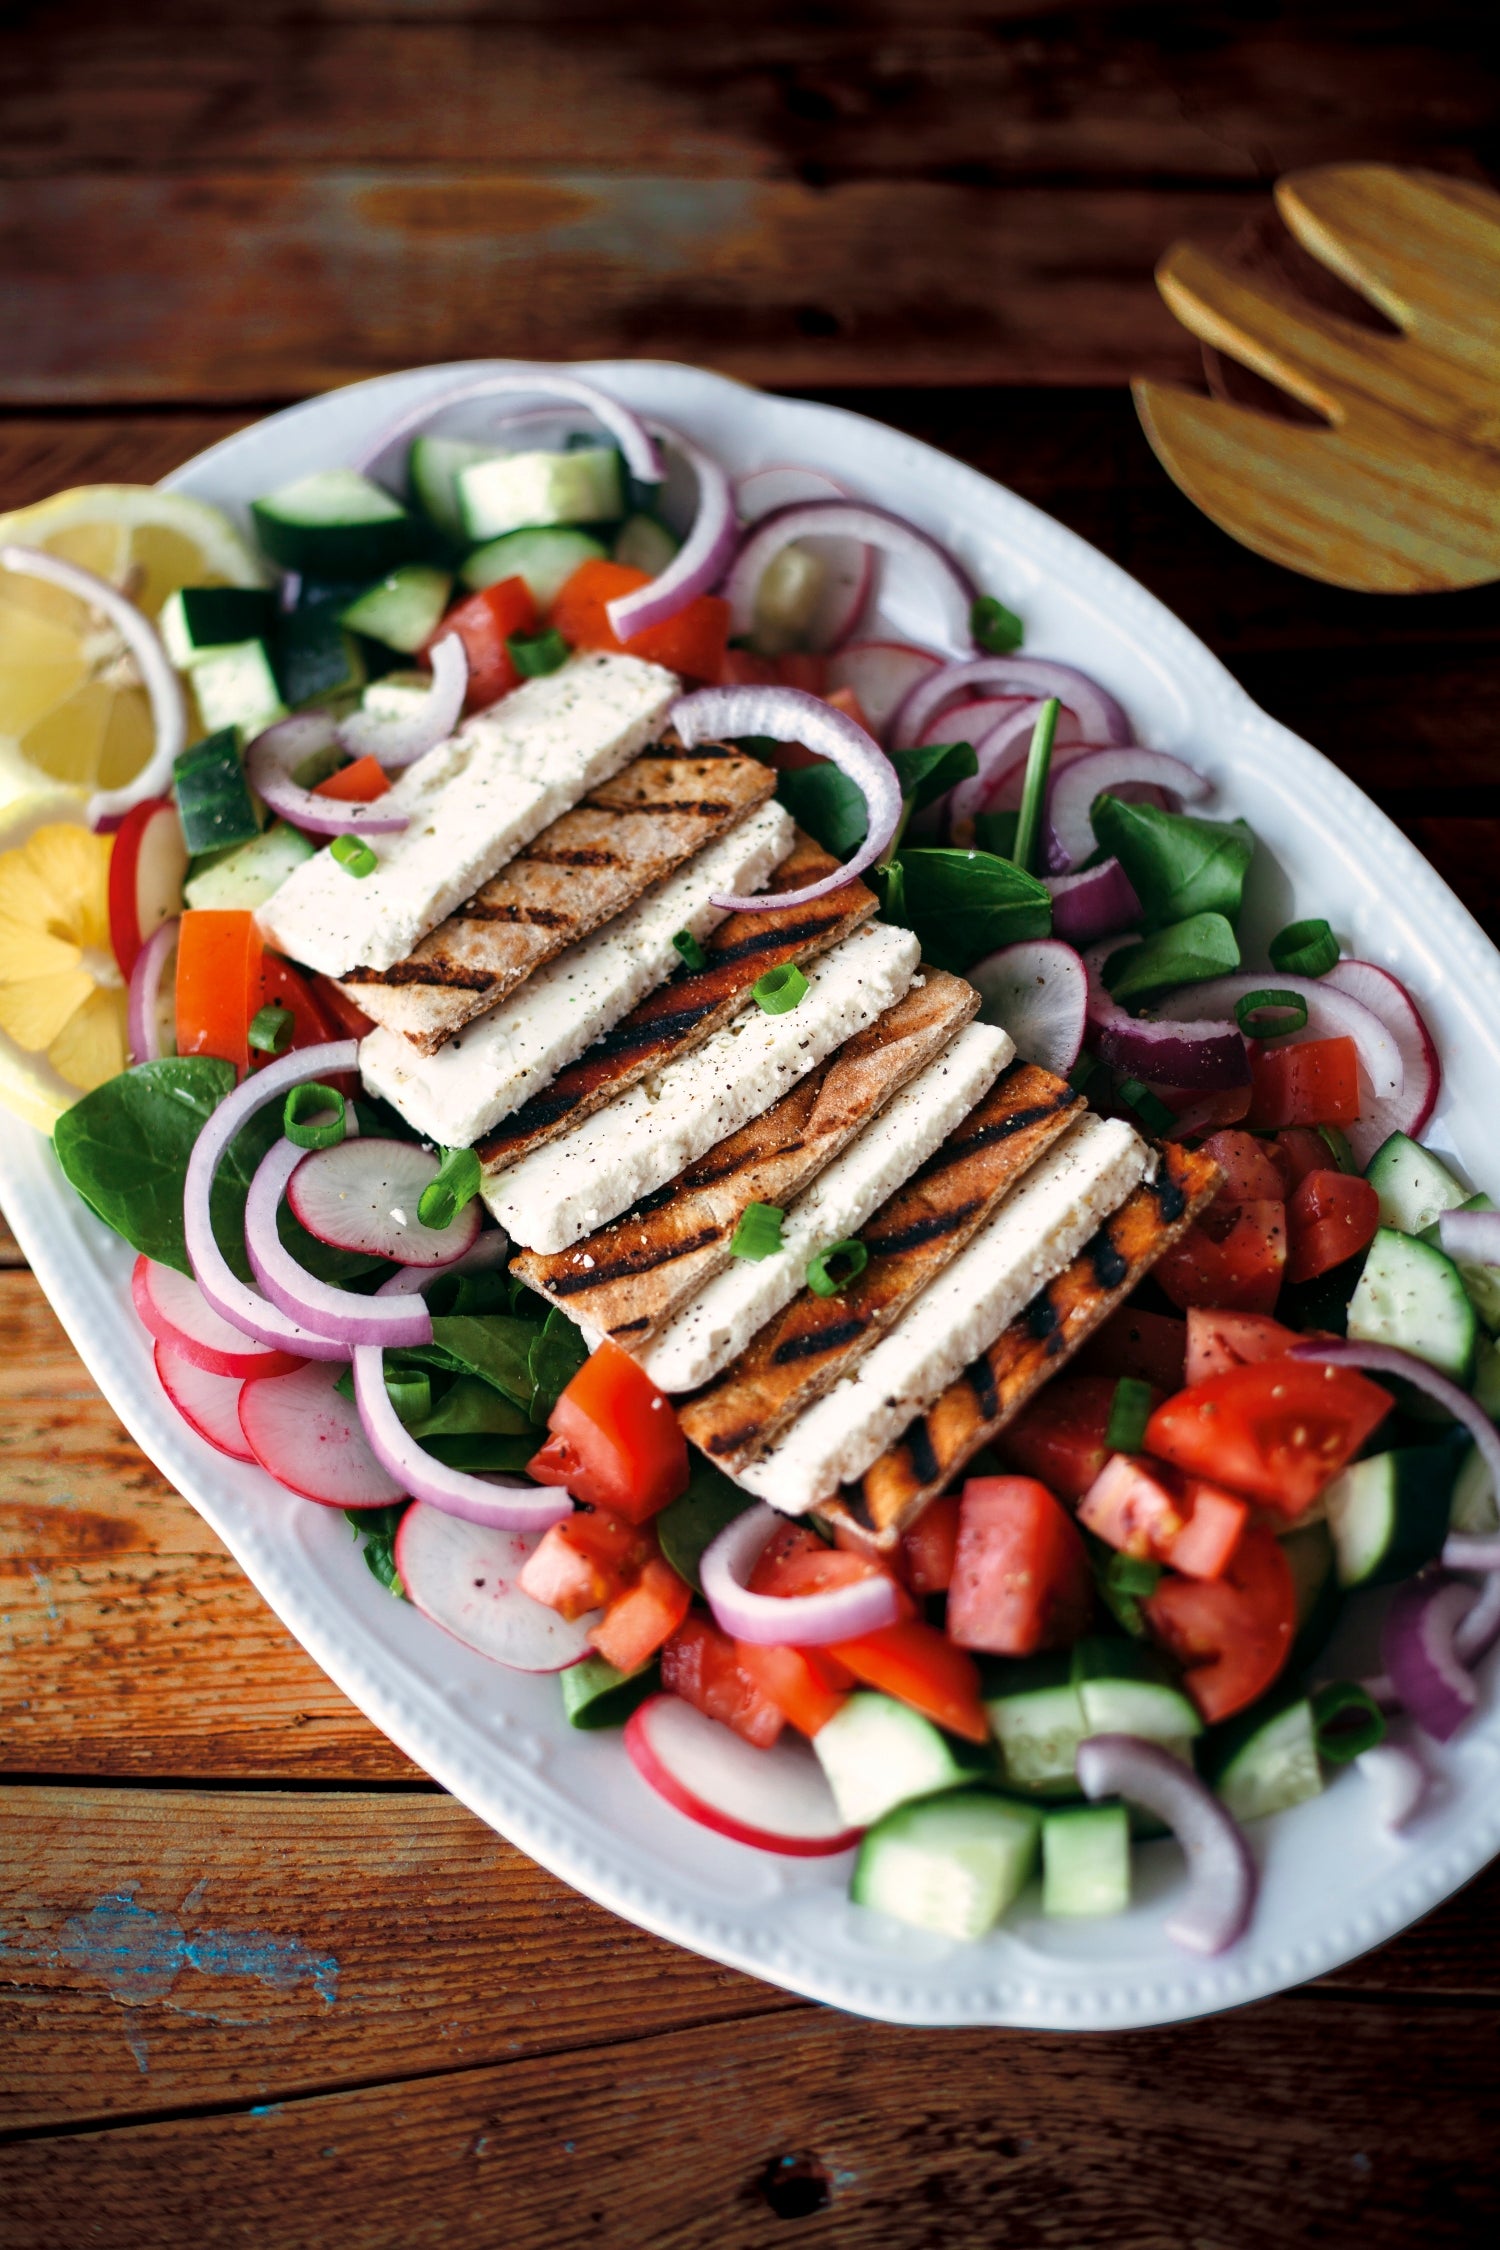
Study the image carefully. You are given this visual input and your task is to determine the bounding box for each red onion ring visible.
[127,914,179,1064]
[1356,1741,1429,1830]
[337,632,468,764]
[605,425,737,642]
[244,1139,436,1348]
[671,685,902,910]
[1075,1734,1257,1956]
[1,543,190,828]
[1082,939,1249,1092]
[1382,1575,1481,1742]
[1322,958,1440,1162]
[182,1040,363,1362]
[698,1502,904,1646]
[723,500,974,658]
[1047,746,1211,872]
[940,700,1047,834]
[1155,974,1403,1111]
[891,655,1131,753]
[245,713,409,838]
[350,369,663,491]
[1046,859,1143,945]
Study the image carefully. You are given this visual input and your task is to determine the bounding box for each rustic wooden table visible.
[4,8,1500,2246]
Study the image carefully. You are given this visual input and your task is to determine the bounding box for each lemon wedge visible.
[0,793,127,1130]
[0,485,263,813]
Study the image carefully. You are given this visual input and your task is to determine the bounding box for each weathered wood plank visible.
[5,1995,1497,2249]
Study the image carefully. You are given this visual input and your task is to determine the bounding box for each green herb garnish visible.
[1233,988,1309,1040]
[806,1237,868,1297]
[1104,1376,1154,1454]
[283,1082,348,1150]
[753,962,809,1015]
[331,832,378,878]
[672,928,707,972]
[731,1201,785,1260]
[507,626,570,678]
[417,1144,482,1230]
[247,1003,295,1057]
[1311,1680,1386,1764]
[1270,917,1339,978]
[1116,1078,1178,1133]
[1011,697,1060,878]
[971,595,1025,654]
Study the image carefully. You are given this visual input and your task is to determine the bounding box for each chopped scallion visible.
[672,928,707,972]
[1270,917,1339,978]
[247,1002,295,1057]
[507,626,570,679]
[386,1369,433,1424]
[1317,1123,1356,1172]
[283,1081,348,1150]
[1107,1552,1162,1598]
[1010,696,1060,878]
[752,961,809,1015]
[970,594,1024,655]
[417,1144,482,1231]
[1311,1680,1386,1764]
[1104,1376,1154,1454]
[731,1201,785,1261]
[331,832,378,878]
[1233,987,1309,1039]
[806,1237,868,1297]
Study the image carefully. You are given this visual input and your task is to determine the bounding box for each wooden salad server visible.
[1134,165,1500,591]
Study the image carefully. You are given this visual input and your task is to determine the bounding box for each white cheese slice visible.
[358,801,794,1148]
[737,1113,1152,1513]
[634,1019,1015,1393]
[487,920,923,1254]
[255,650,677,976]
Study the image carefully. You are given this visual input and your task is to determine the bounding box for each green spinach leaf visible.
[1091,796,1255,931]
[656,1457,755,1592]
[774,762,868,859]
[528,1307,590,1419]
[896,848,1052,972]
[1101,911,1241,1003]
[53,1056,234,1274]
[343,1502,408,1597]
[889,740,978,816]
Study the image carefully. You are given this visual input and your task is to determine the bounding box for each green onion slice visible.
[1233,987,1309,1039]
[1104,1376,1153,1454]
[752,962,809,1015]
[417,1144,482,1231]
[1116,1077,1177,1133]
[1311,1680,1386,1765]
[672,928,707,973]
[1011,696,1060,878]
[731,1202,785,1261]
[1317,1124,1356,1172]
[283,1082,348,1150]
[507,626,570,679]
[331,833,378,879]
[1270,917,1339,978]
[970,594,1024,655]
[247,1002,295,1057]
[806,1237,868,1297]
[385,1369,433,1424]
[1105,1552,1162,1599]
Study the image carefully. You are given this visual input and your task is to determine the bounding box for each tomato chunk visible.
[1247,1036,1360,1129]
[946,1476,1094,1659]
[257,951,338,1056]
[435,576,538,711]
[1153,1197,1286,1314]
[826,1618,989,1743]
[1076,1306,1187,1392]
[1273,1126,1336,1190]
[731,1640,851,1737]
[1077,1453,1248,1580]
[1145,1357,1393,1517]
[1184,1308,1300,1387]
[660,1614,784,1747]
[997,1375,1123,1503]
[899,1494,960,1596]
[528,1341,688,1524]
[1144,1525,1296,1722]
[589,1555,692,1674]
[175,908,263,1074]
[748,1522,913,1615]
[1198,1129,1287,1204]
[550,560,729,681]
[518,1507,651,1620]
[311,753,390,803]
[1284,1168,1380,1284]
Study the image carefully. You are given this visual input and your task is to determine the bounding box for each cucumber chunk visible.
[1323,1444,1459,1588]
[458,447,624,542]
[1449,1439,1499,1536]
[851,1790,1041,1940]
[1042,1803,1131,1917]
[340,564,452,655]
[1422,1193,1500,1333]
[1347,1225,1477,1384]
[813,1692,991,1830]
[274,608,368,709]
[173,729,261,855]
[1208,1691,1323,1823]
[160,586,276,669]
[252,470,418,580]
[1283,1519,1342,1666]
[188,640,287,740]
[409,437,497,540]
[982,1654,1087,1795]
[461,525,608,606]
[1364,1131,1468,1236]
[560,1653,660,1731]
[613,513,680,576]
[182,821,315,912]
[1071,1635,1203,1743]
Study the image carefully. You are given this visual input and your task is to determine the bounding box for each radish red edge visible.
[394,1504,593,1672]
[131,1254,304,1381]
[624,1695,863,1858]
[154,1341,253,1461]
[108,795,186,979]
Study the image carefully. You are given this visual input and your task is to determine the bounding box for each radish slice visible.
[1046,745,1211,872]
[286,1137,481,1267]
[1076,1733,1256,1956]
[699,1502,903,1646]
[153,1341,253,1461]
[891,655,1131,753]
[825,642,941,739]
[1321,959,1440,1162]
[126,915,179,1064]
[920,694,1029,749]
[724,502,975,659]
[245,1139,434,1347]
[394,1506,592,1671]
[238,1360,405,1508]
[969,939,1088,1075]
[132,1255,305,1381]
[1155,974,1403,1117]
[625,1695,863,1856]
[108,795,186,978]
[337,632,468,766]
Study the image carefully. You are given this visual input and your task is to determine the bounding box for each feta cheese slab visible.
[255,650,677,976]
[487,920,922,1253]
[737,1113,1151,1512]
[359,801,794,1148]
[636,1019,1014,1392]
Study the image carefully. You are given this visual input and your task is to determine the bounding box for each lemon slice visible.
[0,791,128,1131]
[0,485,264,812]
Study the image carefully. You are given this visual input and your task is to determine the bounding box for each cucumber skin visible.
[1364,1131,1468,1236]
[1209,1694,1323,1824]
[339,565,453,655]
[1347,1226,1477,1385]
[275,610,367,708]
[1042,1803,1131,1917]
[252,485,420,581]
[172,729,261,855]
[851,1790,1041,1940]
[461,525,608,607]
[1324,1444,1459,1589]
[183,822,314,912]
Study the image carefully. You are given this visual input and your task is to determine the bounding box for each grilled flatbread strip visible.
[818,1139,1221,1539]
[339,745,775,1055]
[511,968,980,1345]
[679,1059,1085,1471]
[476,829,876,1176]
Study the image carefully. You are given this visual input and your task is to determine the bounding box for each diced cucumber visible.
[1071,1635,1203,1742]
[1475,1336,1500,1417]
[458,447,625,542]
[1449,1440,1499,1536]
[613,513,680,576]
[1347,1225,1477,1384]
[1283,1519,1342,1667]
[1042,1802,1131,1917]
[339,564,452,655]
[560,1654,660,1730]
[460,524,607,606]
[409,437,498,540]
[252,470,418,580]
[160,586,276,669]
[850,1790,1041,1941]
[173,729,261,855]
[274,608,368,709]
[1364,1131,1468,1236]
[1422,1193,1500,1332]
[356,671,433,725]
[1207,1690,1323,1823]
[752,543,827,655]
[982,1654,1087,1795]
[1322,1444,1459,1588]
[182,820,315,912]
[813,1692,991,1830]
[189,640,287,740]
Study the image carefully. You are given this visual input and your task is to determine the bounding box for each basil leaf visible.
[775,763,867,859]
[973,809,1019,859]
[896,847,1052,973]
[528,1306,590,1419]
[1090,797,1254,931]
[1102,911,1241,1003]
[656,1456,755,1593]
[889,740,977,816]
[53,1057,235,1274]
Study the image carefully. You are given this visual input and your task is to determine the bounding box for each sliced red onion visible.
[919,694,1030,750]
[127,914,179,1064]
[1156,974,1403,1111]
[245,1138,434,1348]
[1075,1734,1256,1956]
[1,542,190,828]
[891,655,1131,753]
[825,642,941,739]
[337,632,468,764]
[1083,938,1249,1092]
[350,369,663,490]
[1047,746,1211,873]
[968,939,1087,1076]
[606,426,737,641]
[1322,959,1440,1163]
[735,464,847,519]
[699,1502,903,1646]
[1046,858,1143,945]
[671,685,902,910]
[1382,1575,1481,1742]
[1356,1741,1429,1831]
[1454,1569,1500,1668]
[723,501,975,658]
[245,713,409,837]
[1437,1206,1500,1270]
[941,700,1046,834]
[182,1039,363,1363]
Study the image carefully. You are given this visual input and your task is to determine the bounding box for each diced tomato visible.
[311,753,390,804]
[660,1613,784,1747]
[732,1640,851,1737]
[1077,1453,1247,1580]
[1247,1036,1361,1129]
[1144,1525,1296,1722]
[826,1618,989,1743]
[748,1522,914,1616]
[1272,1126,1335,1190]
[1149,1082,1253,1137]
[718,647,780,688]
[257,951,338,1053]
[1145,1357,1393,1517]
[945,1476,1095,1659]
[518,1507,652,1620]
[1153,1197,1286,1314]
[775,652,828,693]
[174,908,263,1074]
[589,1554,692,1674]
[307,972,377,1040]
[899,1495,960,1596]
[1198,1129,1287,1204]
[1076,1306,1188,1392]
[434,577,539,711]
[1285,1168,1380,1284]
[550,560,729,682]
[1184,1307,1300,1387]
[528,1340,689,1524]
[997,1375,1122,1503]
